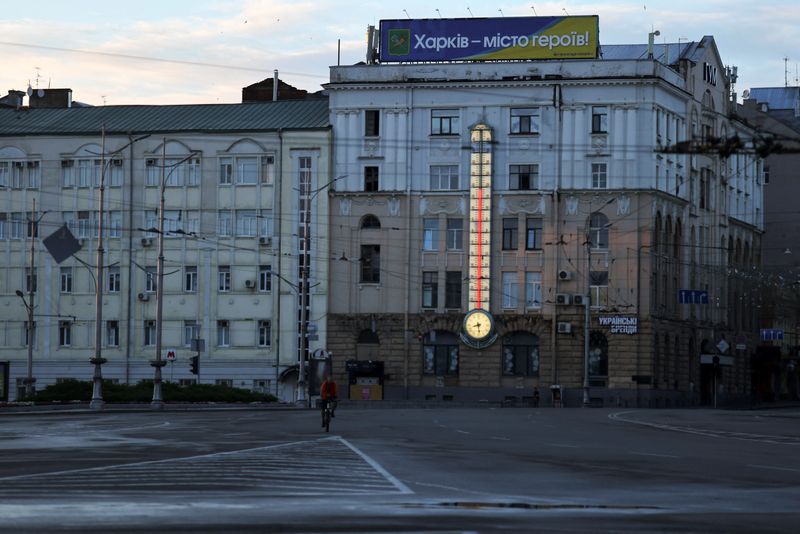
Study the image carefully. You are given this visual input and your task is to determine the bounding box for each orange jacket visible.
[320,380,338,400]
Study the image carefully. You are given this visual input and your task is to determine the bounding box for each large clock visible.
[461,308,497,348]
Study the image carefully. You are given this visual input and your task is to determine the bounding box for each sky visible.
[1,0,798,106]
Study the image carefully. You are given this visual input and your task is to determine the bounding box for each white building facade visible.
[0,98,332,402]
[325,35,763,407]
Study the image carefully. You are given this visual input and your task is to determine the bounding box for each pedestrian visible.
[533,387,540,408]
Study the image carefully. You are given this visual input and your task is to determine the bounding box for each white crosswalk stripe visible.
[0,436,412,497]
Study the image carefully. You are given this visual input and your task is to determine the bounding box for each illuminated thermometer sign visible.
[462,124,497,349]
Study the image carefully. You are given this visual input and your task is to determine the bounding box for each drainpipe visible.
[403,88,414,399]
[125,134,136,385]
[274,128,283,398]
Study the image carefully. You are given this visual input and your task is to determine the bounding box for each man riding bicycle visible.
[320,375,338,427]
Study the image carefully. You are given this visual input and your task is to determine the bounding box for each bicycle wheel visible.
[324,409,331,432]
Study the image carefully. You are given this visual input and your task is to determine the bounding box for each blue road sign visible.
[678,289,709,304]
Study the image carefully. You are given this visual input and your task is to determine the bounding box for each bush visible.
[31,379,277,404]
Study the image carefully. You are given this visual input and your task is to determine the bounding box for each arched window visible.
[588,212,609,250]
[501,332,540,376]
[674,219,682,259]
[588,331,608,377]
[360,214,381,229]
[422,330,459,375]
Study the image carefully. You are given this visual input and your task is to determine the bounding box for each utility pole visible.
[24,198,37,399]
[582,237,591,408]
[151,139,168,409]
[90,126,107,410]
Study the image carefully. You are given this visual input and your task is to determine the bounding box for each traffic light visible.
[190,355,199,375]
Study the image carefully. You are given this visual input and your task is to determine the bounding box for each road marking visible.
[0,436,411,497]
[456,429,470,435]
[489,436,510,441]
[629,451,679,459]
[609,411,800,445]
[748,464,800,474]
[544,443,580,448]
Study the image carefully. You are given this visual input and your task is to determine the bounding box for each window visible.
[236,157,258,184]
[525,272,542,309]
[510,164,539,190]
[219,157,233,184]
[361,215,381,229]
[591,106,608,133]
[106,321,119,347]
[26,212,38,239]
[364,166,379,192]
[258,320,272,347]
[108,267,121,293]
[259,209,273,237]
[588,213,609,250]
[0,213,5,239]
[365,110,380,136]
[77,159,101,188]
[422,272,438,308]
[502,332,540,376]
[591,163,608,189]
[446,218,463,250]
[59,321,72,347]
[261,155,275,184]
[218,266,231,292]
[26,161,40,188]
[235,210,258,237]
[431,109,459,136]
[259,265,272,292]
[183,321,199,347]
[430,165,459,190]
[163,210,181,236]
[10,212,24,239]
[422,331,459,375]
[510,108,540,134]
[77,211,94,238]
[360,245,380,283]
[525,218,543,250]
[217,320,230,347]
[145,158,159,186]
[60,267,73,293]
[145,266,157,293]
[590,271,609,308]
[445,271,462,309]
[144,320,156,346]
[423,218,439,251]
[218,210,232,236]
[108,211,122,238]
[588,331,609,377]
[502,272,519,309]
[107,159,123,187]
[184,266,198,292]
[502,218,518,250]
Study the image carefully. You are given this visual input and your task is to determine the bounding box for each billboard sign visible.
[379,16,599,63]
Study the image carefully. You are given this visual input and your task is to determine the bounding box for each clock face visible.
[464,308,494,341]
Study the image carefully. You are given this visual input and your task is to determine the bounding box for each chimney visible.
[29,88,73,108]
[1,90,26,109]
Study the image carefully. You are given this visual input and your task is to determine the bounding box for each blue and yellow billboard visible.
[379,16,599,62]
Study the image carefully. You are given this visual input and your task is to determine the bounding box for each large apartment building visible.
[325,26,764,407]
[0,94,332,401]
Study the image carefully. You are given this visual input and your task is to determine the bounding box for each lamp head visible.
[15,290,24,298]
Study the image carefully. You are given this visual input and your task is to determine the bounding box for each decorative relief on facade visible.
[339,197,352,216]
[566,196,579,215]
[500,195,546,215]
[363,139,379,157]
[419,196,461,215]
[388,196,400,216]
[616,195,631,215]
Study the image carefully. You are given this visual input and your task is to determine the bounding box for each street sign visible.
[164,349,177,361]
[760,329,784,341]
[312,348,331,360]
[716,339,730,354]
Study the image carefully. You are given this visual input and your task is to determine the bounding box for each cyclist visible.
[320,374,339,427]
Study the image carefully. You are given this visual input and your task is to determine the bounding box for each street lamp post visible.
[90,128,108,410]
[18,199,47,399]
[296,175,345,407]
[151,142,199,409]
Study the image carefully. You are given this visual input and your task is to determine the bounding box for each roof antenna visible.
[467,7,474,17]
[562,8,569,15]
[435,8,442,18]
[785,57,789,87]
[531,5,537,16]
[402,9,410,19]
[498,8,504,16]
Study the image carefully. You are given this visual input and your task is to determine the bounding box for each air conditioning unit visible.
[557,322,572,334]
[141,237,153,247]
[258,236,272,247]
[245,279,255,289]
[558,270,572,281]
[137,292,150,302]
[573,294,588,306]
[555,293,572,305]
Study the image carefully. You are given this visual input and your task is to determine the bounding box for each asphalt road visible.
[0,405,798,533]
